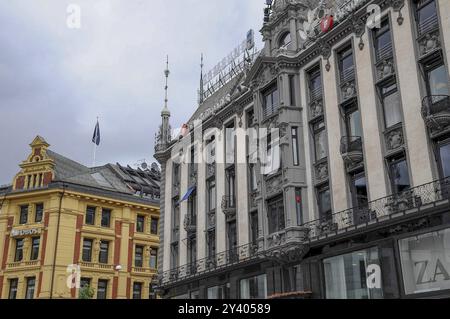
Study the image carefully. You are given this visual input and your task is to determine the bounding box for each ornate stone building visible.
[155,0,450,299]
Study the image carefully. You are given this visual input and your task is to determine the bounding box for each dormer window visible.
[278,32,291,49]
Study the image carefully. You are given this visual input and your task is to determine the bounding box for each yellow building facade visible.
[0,136,161,299]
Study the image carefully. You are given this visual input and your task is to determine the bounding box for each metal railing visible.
[184,214,197,232]
[221,195,236,211]
[159,177,450,286]
[340,67,355,84]
[340,136,363,154]
[159,242,260,286]
[422,95,450,117]
[302,177,450,240]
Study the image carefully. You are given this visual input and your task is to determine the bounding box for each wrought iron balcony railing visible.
[159,177,450,287]
[422,95,450,117]
[302,177,450,240]
[183,214,197,233]
[159,242,260,286]
[221,195,236,211]
[340,136,363,154]
[421,95,450,133]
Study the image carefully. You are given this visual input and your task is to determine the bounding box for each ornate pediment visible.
[13,136,55,191]
[245,56,279,90]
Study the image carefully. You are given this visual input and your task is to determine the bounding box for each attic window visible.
[279,32,291,49]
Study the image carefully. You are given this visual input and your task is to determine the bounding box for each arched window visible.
[279,32,291,49]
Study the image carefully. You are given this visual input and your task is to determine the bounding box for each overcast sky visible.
[0,0,264,184]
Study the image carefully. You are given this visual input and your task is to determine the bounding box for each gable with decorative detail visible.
[13,136,55,191]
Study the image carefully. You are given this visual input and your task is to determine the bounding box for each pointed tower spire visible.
[198,53,205,105]
[158,55,171,148]
[161,55,171,117]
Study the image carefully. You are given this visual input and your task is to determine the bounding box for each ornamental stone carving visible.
[377,60,394,80]
[341,81,356,101]
[419,32,441,57]
[266,174,283,197]
[315,161,329,182]
[385,127,404,151]
[310,100,324,118]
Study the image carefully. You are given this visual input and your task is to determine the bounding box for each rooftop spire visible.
[198,53,204,105]
[161,55,170,116]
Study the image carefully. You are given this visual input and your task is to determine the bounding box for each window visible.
[249,164,258,192]
[250,212,258,245]
[317,186,332,221]
[170,243,179,269]
[345,108,363,138]
[267,196,285,234]
[98,241,109,264]
[25,277,36,299]
[240,274,267,299]
[135,245,144,267]
[313,121,327,161]
[19,205,28,224]
[338,46,355,83]
[30,237,40,260]
[226,169,236,208]
[8,279,18,299]
[380,82,402,128]
[289,74,296,106]
[150,217,158,235]
[173,163,181,184]
[207,230,216,259]
[292,127,300,166]
[279,32,291,49]
[133,282,142,299]
[80,278,91,289]
[263,86,279,118]
[415,0,439,36]
[207,283,230,299]
[150,248,158,269]
[308,66,322,102]
[35,203,43,223]
[426,63,450,97]
[208,179,216,211]
[295,188,303,225]
[373,19,392,62]
[246,108,255,128]
[188,190,197,222]
[388,156,411,193]
[172,200,180,240]
[15,239,24,262]
[227,221,237,261]
[324,247,383,299]
[101,209,111,228]
[85,206,96,225]
[82,239,93,262]
[351,173,369,209]
[437,140,450,178]
[225,122,236,164]
[187,237,197,266]
[97,280,108,299]
[399,227,450,295]
[136,215,145,233]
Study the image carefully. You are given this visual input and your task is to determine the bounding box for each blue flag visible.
[92,121,100,146]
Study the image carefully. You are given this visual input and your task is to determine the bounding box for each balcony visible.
[183,214,197,233]
[6,260,40,269]
[340,136,363,169]
[303,177,450,241]
[79,261,114,271]
[221,195,236,221]
[159,242,260,287]
[421,95,450,137]
[132,266,157,275]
